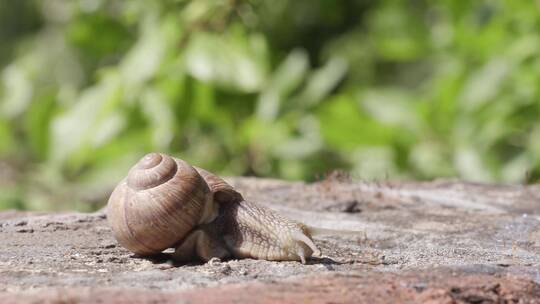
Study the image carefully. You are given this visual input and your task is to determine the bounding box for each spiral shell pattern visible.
[127,153,177,190]
[107,153,211,255]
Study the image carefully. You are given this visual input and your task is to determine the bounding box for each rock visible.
[1,178,539,303]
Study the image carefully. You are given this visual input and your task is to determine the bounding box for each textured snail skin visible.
[108,153,321,263]
[172,200,321,264]
[216,200,320,263]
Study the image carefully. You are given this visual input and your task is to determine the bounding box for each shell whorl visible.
[127,153,177,190]
[107,153,213,255]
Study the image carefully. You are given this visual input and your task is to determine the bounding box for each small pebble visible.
[208,257,221,267]
[16,228,34,233]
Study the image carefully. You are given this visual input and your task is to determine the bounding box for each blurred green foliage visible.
[1,0,540,210]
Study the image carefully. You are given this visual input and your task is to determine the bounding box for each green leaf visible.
[24,89,56,160]
[317,95,397,150]
[296,56,347,108]
[256,49,309,121]
[185,29,268,92]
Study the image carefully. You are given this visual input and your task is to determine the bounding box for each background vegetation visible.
[1,0,540,210]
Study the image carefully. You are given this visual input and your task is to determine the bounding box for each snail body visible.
[211,200,320,263]
[107,153,321,263]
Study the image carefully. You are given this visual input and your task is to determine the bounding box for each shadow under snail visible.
[107,153,356,264]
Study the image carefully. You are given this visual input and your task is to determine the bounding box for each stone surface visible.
[1,177,540,303]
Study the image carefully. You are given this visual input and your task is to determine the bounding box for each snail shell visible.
[108,153,326,263]
[107,153,221,255]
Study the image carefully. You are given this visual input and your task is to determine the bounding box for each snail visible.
[107,153,352,264]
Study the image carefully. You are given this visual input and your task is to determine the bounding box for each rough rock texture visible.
[1,177,540,303]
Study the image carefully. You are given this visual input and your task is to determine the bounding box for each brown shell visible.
[107,153,211,255]
[194,166,243,203]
